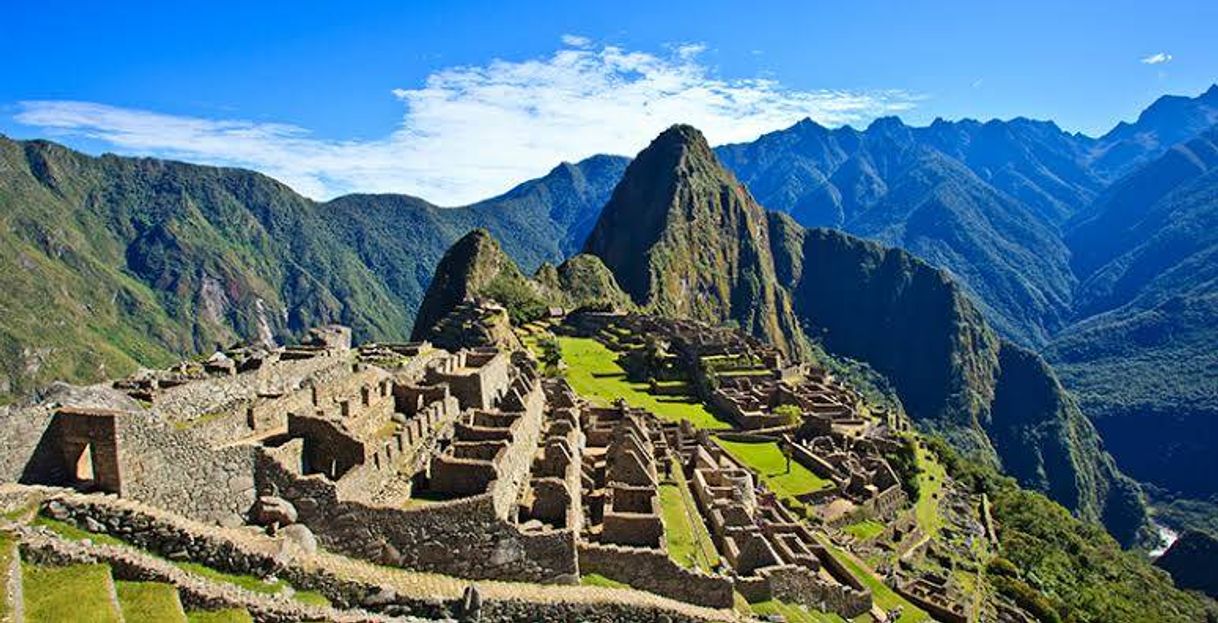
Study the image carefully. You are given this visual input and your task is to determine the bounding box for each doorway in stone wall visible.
[73,442,96,487]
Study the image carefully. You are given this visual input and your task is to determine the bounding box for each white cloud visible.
[14,41,918,204]
[1140,52,1173,65]
[560,34,592,48]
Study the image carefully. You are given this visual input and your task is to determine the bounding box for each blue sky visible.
[3,0,1215,203]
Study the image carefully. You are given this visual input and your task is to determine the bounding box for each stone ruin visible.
[0,300,976,621]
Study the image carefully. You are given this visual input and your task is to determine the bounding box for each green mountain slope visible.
[0,135,627,402]
[0,137,408,399]
[1047,129,1218,497]
[717,116,1081,347]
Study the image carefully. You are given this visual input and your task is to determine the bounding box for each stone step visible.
[183,608,254,623]
[116,580,188,623]
[21,562,123,623]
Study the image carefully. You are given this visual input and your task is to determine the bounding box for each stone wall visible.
[759,564,871,618]
[150,353,346,426]
[0,406,58,484]
[257,448,577,583]
[116,413,257,527]
[577,542,734,609]
[2,531,22,623]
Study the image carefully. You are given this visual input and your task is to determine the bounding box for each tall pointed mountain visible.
[583,125,806,356]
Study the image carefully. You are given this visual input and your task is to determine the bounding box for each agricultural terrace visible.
[556,336,732,430]
[713,438,834,500]
[658,458,720,571]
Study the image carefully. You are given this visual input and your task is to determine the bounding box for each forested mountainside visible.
[579,125,1147,545]
[1047,128,1218,497]
[0,134,625,402]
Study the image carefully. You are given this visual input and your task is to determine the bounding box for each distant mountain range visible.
[2,84,1216,521]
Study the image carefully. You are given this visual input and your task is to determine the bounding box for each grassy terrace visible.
[750,599,850,623]
[116,581,187,623]
[23,562,122,623]
[713,438,833,501]
[658,459,720,571]
[912,440,946,536]
[843,519,885,541]
[186,609,254,623]
[557,336,732,430]
[32,515,329,607]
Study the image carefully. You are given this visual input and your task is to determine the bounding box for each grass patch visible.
[23,562,122,623]
[0,532,12,621]
[658,460,720,571]
[186,609,254,623]
[293,589,331,607]
[913,441,945,536]
[557,337,731,430]
[33,515,127,547]
[116,581,187,623]
[580,573,629,589]
[843,519,885,541]
[175,561,286,595]
[749,599,849,623]
[714,438,833,500]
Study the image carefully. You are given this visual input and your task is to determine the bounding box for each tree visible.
[538,335,563,375]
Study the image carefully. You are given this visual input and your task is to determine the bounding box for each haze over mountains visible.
[2,84,1217,535]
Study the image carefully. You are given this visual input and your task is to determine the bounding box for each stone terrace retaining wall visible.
[577,542,734,609]
[16,526,409,623]
[35,491,732,623]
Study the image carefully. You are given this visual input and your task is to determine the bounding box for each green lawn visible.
[33,515,127,547]
[186,609,254,623]
[843,519,885,541]
[714,438,833,500]
[913,441,946,536]
[557,337,732,430]
[175,561,287,595]
[658,460,720,571]
[23,563,122,623]
[116,581,187,623]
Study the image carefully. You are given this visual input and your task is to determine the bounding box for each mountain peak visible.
[410,228,518,341]
[583,125,804,355]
